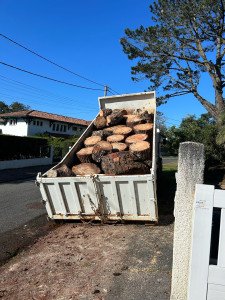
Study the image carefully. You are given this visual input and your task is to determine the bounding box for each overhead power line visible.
[0,33,106,88]
[0,61,105,91]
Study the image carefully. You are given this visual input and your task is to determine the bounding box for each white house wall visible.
[0,119,28,136]
[0,117,87,137]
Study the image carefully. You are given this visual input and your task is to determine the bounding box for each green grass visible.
[163,161,178,172]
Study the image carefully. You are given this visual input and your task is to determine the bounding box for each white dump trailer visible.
[36,92,160,222]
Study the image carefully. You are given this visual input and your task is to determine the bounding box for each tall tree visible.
[9,101,30,112]
[0,101,10,114]
[120,0,225,123]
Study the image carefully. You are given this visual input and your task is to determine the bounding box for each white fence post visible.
[170,142,205,300]
[188,184,214,300]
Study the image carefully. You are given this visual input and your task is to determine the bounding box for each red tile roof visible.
[0,110,91,126]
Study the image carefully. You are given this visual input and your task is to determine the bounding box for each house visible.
[0,110,91,137]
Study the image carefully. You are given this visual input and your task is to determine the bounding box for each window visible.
[72,126,77,131]
[60,125,63,132]
[56,124,59,131]
[40,121,43,126]
[33,120,36,125]
[63,125,66,132]
[37,121,39,126]
[52,124,55,131]
[9,119,16,125]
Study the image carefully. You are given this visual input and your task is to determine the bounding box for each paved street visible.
[0,178,46,234]
[0,165,54,264]
[162,156,178,164]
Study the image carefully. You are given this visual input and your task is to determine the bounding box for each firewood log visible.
[125,115,143,127]
[138,110,154,123]
[46,164,74,177]
[84,135,101,147]
[76,147,93,163]
[107,134,125,143]
[113,126,133,137]
[125,133,149,146]
[99,108,112,117]
[129,141,151,161]
[111,142,128,152]
[92,141,113,163]
[72,163,101,175]
[133,123,154,135]
[101,151,150,175]
[103,125,125,137]
[106,110,123,126]
[94,115,107,129]
[92,130,105,139]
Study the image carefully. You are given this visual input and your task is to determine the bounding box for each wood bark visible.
[133,123,154,135]
[94,116,107,129]
[84,135,101,147]
[126,115,143,127]
[101,151,150,175]
[125,133,149,146]
[46,164,74,178]
[129,141,151,161]
[99,108,112,117]
[92,141,113,163]
[72,163,101,175]
[107,134,124,143]
[106,110,124,126]
[111,142,127,152]
[113,126,133,137]
[92,130,105,138]
[76,147,93,163]
[138,110,154,123]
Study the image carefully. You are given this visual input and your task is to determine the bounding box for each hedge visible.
[0,135,50,161]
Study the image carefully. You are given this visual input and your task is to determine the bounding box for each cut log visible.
[126,115,143,127]
[106,110,123,126]
[47,164,74,178]
[133,123,154,135]
[103,125,125,137]
[92,141,113,163]
[72,163,101,175]
[99,108,112,117]
[107,134,124,143]
[84,135,101,147]
[138,110,154,123]
[113,126,133,137]
[101,151,150,175]
[92,130,105,139]
[94,115,107,129]
[129,141,151,161]
[111,142,127,152]
[125,133,149,146]
[125,109,135,115]
[76,147,93,163]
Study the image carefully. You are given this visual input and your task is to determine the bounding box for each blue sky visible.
[0,0,214,127]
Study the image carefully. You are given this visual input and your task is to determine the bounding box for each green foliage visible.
[164,113,225,162]
[121,0,225,121]
[0,134,50,160]
[0,101,31,114]
[34,132,78,161]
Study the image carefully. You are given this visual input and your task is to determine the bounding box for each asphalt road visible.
[0,178,46,234]
[162,157,178,164]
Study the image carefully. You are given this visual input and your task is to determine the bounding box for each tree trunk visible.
[111,142,128,152]
[94,116,107,129]
[133,123,154,135]
[76,147,93,163]
[107,134,125,143]
[92,141,113,162]
[106,110,124,126]
[125,133,149,146]
[84,136,101,147]
[113,126,133,137]
[129,141,151,161]
[101,151,150,175]
[100,108,112,117]
[72,163,101,175]
[46,164,74,177]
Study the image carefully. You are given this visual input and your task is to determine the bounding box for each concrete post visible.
[170,142,205,300]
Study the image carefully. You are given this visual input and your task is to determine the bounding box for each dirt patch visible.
[0,222,173,300]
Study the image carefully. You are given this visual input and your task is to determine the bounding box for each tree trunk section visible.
[101,151,150,175]
[113,126,133,137]
[46,164,74,177]
[125,133,149,146]
[133,123,154,135]
[106,110,124,126]
[99,108,112,117]
[111,142,128,152]
[129,141,151,161]
[84,136,101,147]
[92,141,113,163]
[76,147,93,163]
[94,116,107,129]
[107,134,125,143]
[92,130,105,139]
[72,163,101,175]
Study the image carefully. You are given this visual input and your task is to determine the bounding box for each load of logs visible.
[47,108,154,177]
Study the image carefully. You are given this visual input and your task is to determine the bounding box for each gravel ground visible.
[0,220,173,300]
